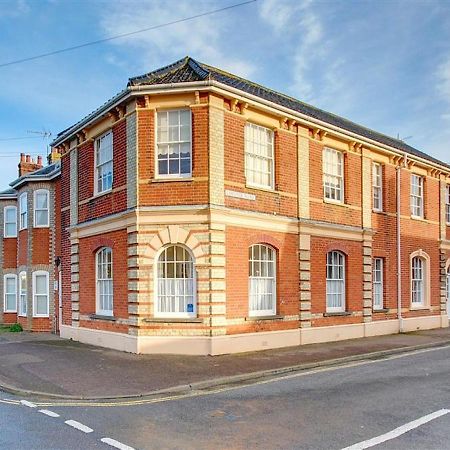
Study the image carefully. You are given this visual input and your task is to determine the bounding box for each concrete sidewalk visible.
[1,328,450,400]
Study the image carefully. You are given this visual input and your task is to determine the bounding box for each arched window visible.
[326,251,345,312]
[248,244,276,316]
[19,271,27,317]
[411,256,426,307]
[96,247,113,316]
[156,245,195,318]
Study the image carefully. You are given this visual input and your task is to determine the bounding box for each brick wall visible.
[225,226,299,334]
[78,229,129,333]
[137,106,209,206]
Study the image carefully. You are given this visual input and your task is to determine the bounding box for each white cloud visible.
[99,0,255,78]
[437,57,450,105]
[0,0,30,18]
[259,0,331,103]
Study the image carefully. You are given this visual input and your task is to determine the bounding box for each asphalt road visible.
[2,345,450,450]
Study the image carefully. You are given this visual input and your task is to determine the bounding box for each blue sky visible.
[0,0,449,190]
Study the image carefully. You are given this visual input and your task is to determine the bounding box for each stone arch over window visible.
[410,249,431,309]
[326,250,346,313]
[154,244,196,318]
[248,243,277,317]
[148,225,207,264]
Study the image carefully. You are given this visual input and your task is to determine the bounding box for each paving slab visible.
[0,328,449,399]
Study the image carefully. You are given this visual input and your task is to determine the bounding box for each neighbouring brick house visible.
[0,151,61,332]
[1,57,450,354]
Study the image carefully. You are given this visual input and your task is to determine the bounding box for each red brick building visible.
[2,57,450,354]
[0,151,61,332]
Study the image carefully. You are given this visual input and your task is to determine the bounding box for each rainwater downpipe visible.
[397,153,407,333]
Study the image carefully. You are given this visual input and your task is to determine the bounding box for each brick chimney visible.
[47,147,61,165]
[18,153,43,177]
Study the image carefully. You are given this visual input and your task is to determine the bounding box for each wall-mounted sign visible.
[225,190,256,201]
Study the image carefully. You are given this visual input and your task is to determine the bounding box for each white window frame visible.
[410,174,424,218]
[410,251,430,309]
[244,123,275,190]
[446,185,450,225]
[372,258,384,310]
[32,270,49,318]
[19,192,27,230]
[96,247,114,316]
[33,189,49,228]
[323,148,344,203]
[94,130,113,195]
[155,245,196,318]
[155,109,192,179]
[248,244,277,317]
[3,274,17,313]
[372,162,383,212]
[326,251,346,312]
[18,271,27,317]
[4,205,17,238]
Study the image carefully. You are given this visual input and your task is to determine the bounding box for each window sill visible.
[3,236,17,239]
[323,198,345,207]
[92,189,112,200]
[89,314,116,321]
[143,317,202,323]
[33,225,49,229]
[4,310,17,314]
[373,308,389,313]
[410,306,430,311]
[245,315,284,321]
[151,177,193,183]
[324,312,351,317]
[372,209,384,214]
[245,183,275,194]
[410,215,425,222]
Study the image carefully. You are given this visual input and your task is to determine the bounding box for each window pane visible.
[157,245,195,315]
[36,295,48,315]
[245,123,274,189]
[35,275,47,294]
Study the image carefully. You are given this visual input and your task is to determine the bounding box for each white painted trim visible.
[153,244,197,319]
[32,270,49,318]
[33,189,50,228]
[154,108,192,179]
[60,316,447,356]
[94,130,114,196]
[3,274,17,313]
[19,192,27,230]
[3,205,17,237]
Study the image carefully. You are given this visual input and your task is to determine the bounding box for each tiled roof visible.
[0,187,17,199]
[9,161,61,189]
[130,57,449,170]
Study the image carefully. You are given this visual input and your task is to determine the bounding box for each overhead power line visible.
[0,0,257,68]
[0,136,46,142]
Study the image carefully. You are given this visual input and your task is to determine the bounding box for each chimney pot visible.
[20,153,26,162]
[26,155,31,163]
[37,155,43,166]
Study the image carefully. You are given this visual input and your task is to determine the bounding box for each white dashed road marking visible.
[101,437,136,450]
[38,409,60,418]
[20,400,37,408]
[342,409,450,450]
[64,419,93,433]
